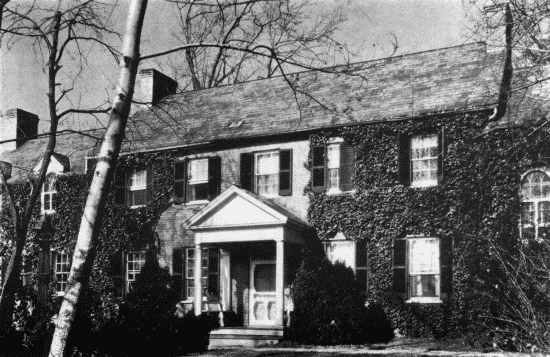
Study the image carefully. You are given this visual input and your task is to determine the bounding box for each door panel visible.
[250,261,276,326]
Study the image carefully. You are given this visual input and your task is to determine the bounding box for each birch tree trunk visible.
[48,0,148,355]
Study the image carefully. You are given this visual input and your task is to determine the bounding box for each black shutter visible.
[311,145,326,192]
[440,237,453,299]
[240,153,254,191]
[86,158,97,175]
[146,165,154,205]
[208,156,222,200]
[112,250,125,299]
[172,248,184,300]
[114,167,127,207]
[173,159,186,204]
[437,128,446,184]
[279,149,293,196]
[392,237,407,299]
[398,134,410,186]
[339,142,355,191]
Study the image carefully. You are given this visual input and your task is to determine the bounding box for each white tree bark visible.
[48,0,148,355]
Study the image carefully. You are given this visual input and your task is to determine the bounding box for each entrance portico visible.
[186,185,307,328]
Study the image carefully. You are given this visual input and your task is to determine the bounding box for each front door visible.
[249,260,276,326]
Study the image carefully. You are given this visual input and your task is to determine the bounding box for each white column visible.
[194,243,202,316]
[275,240,285,326]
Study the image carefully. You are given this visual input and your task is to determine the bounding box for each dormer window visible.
[41,173,57,214]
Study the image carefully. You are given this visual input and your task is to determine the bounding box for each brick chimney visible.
[137,69,178,106]
[0,109,39,153]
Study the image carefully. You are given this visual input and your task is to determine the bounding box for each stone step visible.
[209,327,284,348]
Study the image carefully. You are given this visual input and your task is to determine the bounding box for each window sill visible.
[410,182,438,188]
[129,205,146,209]
[326,189,355,196]
[406,297,442,304]
[185,200,210,206]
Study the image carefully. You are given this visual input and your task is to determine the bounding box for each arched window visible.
[521,170,550,239]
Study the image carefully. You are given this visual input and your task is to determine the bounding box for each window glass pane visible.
[256,152,279,175]
[409,238,439,274]
[127,251,146,292]
[188,159,208,184]
[540,201,550,225]
[131,189,147,206]
[130,170,146,189]
[189,182,208,201]
[326,240,355,269]
[410,275,438,297]
[522,202,535,225]
[327,144,340,169]
[253,264,276,292]
[410,134,438,185]
[328,168,339,190]
[522,171,550,199]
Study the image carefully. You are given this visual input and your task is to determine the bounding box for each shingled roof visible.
[1,42,504,183]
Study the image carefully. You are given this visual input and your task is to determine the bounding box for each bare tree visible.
[167,0,352,90]
[464,0,550,119]
[0,0,116,336]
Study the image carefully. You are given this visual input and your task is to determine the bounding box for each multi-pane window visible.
[409,238,440,300]
[255,151,280,196]
[521,170,550,240]
[326,144,340,191]
[188,159,209,201]
[410,134,438,187]
[41,174,57,213]
[324,232,368,292]
[55,253,70,294]
[129,170,147,207]
[185,248,219,300]
[126,251,146,293]
[311,141,355,193]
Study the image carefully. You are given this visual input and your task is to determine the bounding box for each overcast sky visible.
[0,0,473,132]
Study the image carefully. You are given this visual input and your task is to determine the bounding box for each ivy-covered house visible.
[1,41,548,346]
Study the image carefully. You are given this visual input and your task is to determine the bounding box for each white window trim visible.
[520,169,550,240]
[187,158,210,204]
[129,169,147,208]
[324,232,356,271]
[126,251,146,293]
[184,247,220,302]
[54,252,70,296]
[41,175,57,214]
[406,236,442,304]
[254,150,280,198]
[410,134,438,188]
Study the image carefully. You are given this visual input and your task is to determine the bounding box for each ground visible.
[190,338,543,357]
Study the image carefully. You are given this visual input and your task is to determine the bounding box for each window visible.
[399,130,445,187]
[114,166,153,207]
[240,149,292,197]
[324,232,368,292]
[311,141,354,193]
[185,248,219,300]
[172,247,220,301]
[41,173,57,213]
[521,170,550,240]
[126,251,146,293]
[129,169,147,207]
[173,157,221,204]
[393,236,452,303]
[255,151,279,196]
[54,252,70,295]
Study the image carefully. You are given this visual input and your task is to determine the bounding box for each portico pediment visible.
[186,186,291,230]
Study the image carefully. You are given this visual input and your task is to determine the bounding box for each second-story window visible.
[41,173,57,214]
[114,166,153,208]
[255,151,279,196]
[173,157,221,204]
[311,141,354,193]
[129,169,147,207]
[399,129,445,187]
[240,149,292,197]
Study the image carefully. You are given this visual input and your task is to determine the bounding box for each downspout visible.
[488,3,514,122]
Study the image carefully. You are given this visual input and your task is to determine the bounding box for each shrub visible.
[288,258,393,345]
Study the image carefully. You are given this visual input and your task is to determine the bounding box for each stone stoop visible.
[209,327,284,348]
